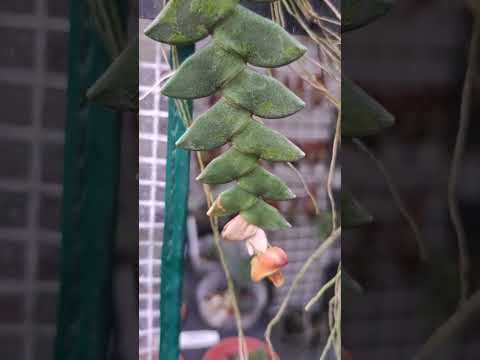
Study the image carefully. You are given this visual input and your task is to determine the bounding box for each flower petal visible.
[250,246,288,282]
[245,229,268,256]
[268,271,285,287]
[221,214,258,241]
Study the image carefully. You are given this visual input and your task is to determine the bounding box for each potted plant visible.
[202,337,279,360]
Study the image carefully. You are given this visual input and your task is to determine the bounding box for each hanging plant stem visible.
[264,227,340,355]
[287,162,320,215]
[352,138,428,261]
[328,111,341,229]
[305,268,340,311]
[447,17,478,302]
[414,290,480,360]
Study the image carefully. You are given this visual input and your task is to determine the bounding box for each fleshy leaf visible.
[232,119,305,161]
[342,77,395,137]
[144,0,239,45]
[224,68,305,118]
[176,98,250,150]
[342,190,373,228]
[87,37,139,111]
[214,6,306,67]
[207,185,258,216]
[343,0,395,32]
[162,42,246,99]
[197,147,258,184]
[241,200,291,230]
[237,166,295,201]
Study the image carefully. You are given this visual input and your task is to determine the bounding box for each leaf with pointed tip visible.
[224,68,304,118]
[214,6,306,67]
[342,77,395,137]
[208,185,258,216]
[144,0,239,45]
[343,0,395,32]
[87,37,139,111]
[232,120,305,161]
[341,190,373,228]
[343,270,364,293]
[241,199,291,230]
[237,166,295,201]
[197,148,258,184]
[162,42,246,99]
[176,98,250,150]
[317,212,333,240]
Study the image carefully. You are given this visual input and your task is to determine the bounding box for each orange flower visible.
[250,246,288,287]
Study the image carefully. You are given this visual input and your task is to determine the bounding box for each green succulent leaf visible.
[197,147,258,184]
[343,270,364,293]
[237,166,295,201]
[232,119,305,162]
[176,98,251,150]
[208,185,258,216]
[144,0,239,45]
[341,190,373,228]
[86,37,139,111]
[342,76,395,137]
[162,42,246,99]
[241,199,291,230]
[214,6,306,67]
[224,68,305,118]
[343,0,395,32]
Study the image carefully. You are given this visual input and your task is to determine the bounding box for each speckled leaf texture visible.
[343,0,395,32]
[146,0,307,231]
[87,37,139,111]
[342,76,395,137]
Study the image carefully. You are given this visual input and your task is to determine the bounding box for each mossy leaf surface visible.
[241,200,291,230]
[87,37,139,111]
[144,0,239,45]
[162,42,246,99]
[237,166,295,201]
[197,147,258,184]
[343,0,395,32]
[224,68,304,118]
[342,77,395,137]
[341,190,373,228]
[232,120,305,162]
[176,98,251,150]
[208,185,258,216]
[214,6,306,67]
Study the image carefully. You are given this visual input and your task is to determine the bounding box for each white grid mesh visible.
[0,1,68,359]
[139,19,168,359]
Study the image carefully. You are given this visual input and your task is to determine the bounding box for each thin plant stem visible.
[139,72,175,102]
[447,19,478,303]
[265,228,341,356]
[327,111,340,230]
[323,0,341,20]
[319,330,334,360]
[353,138,428,261]
[305,270,340,311]
[333,267,341,358]
[287,162,320,215]
[414,290,480,360]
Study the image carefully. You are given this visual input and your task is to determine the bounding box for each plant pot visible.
[196,272,267,330]
[202,337,279,360]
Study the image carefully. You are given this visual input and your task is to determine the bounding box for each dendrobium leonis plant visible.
[222,214,288,287]
[145,0,305,287]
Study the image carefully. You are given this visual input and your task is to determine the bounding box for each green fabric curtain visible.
[159,45,194,360]
[54,1,126,359]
